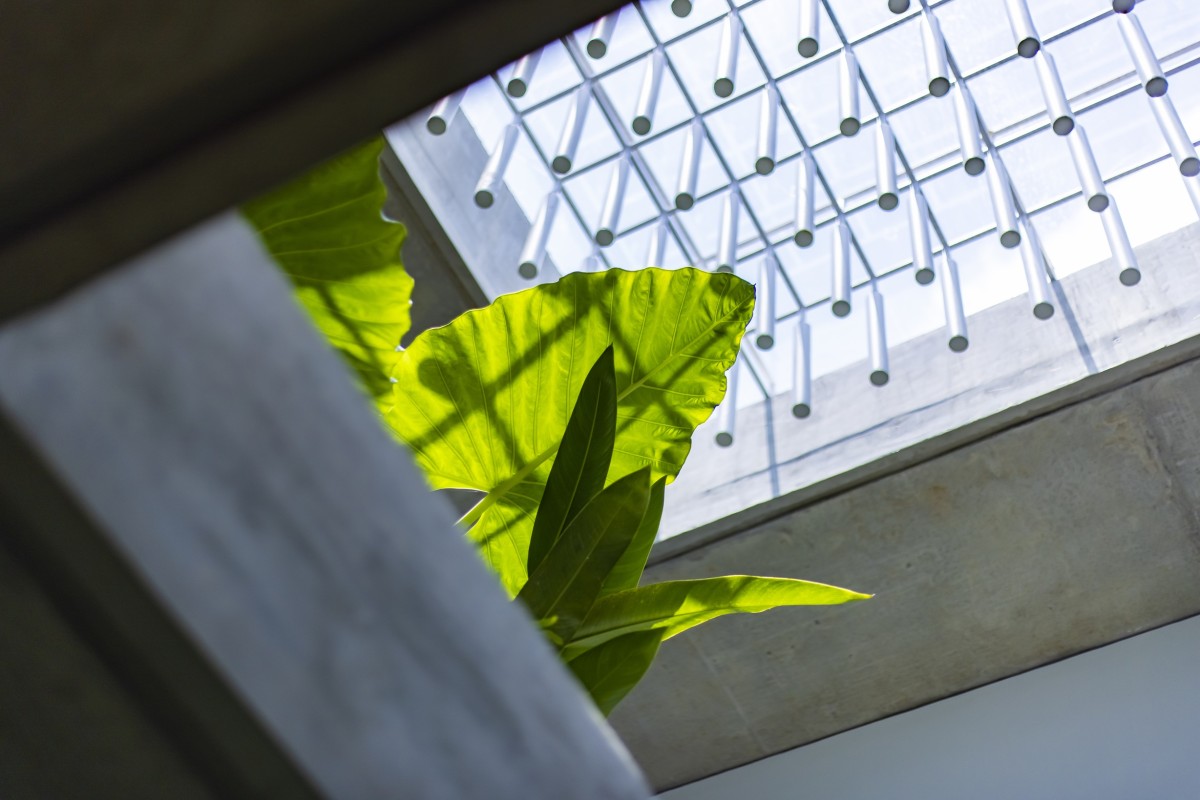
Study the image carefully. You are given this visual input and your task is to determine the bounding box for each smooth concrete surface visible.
[611,343,1200,789]
[0,214,649,799]
[664,614,1200,800]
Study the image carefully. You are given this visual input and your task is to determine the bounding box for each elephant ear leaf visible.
[527,346,617,577]
[517,467,651,643]
[389,267,754,596]
[568,629,665,716]
[242,137,412,409]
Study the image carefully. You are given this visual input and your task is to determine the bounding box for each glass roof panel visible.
[398,0,1200,539]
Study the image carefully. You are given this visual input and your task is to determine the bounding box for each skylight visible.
[389,0,1200,537]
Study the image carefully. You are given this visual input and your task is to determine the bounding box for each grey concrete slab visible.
[0,214,649,799]
[614,354,1200,790]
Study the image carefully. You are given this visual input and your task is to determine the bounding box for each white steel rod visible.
[552,86,591,174]
[792,320,813,418]
[646,219,669,266]
[1033,50,1075,135]
[1186,175,1200,221]
[985,151,1021,248]
[1018,220,1055,320]
[867,290,889,387]
[889,0,911,13]
[875,120,899,210]
[795,150,816,247]
[1116,13,1167,97]
[1002,0,1041,58]
[714,361,739,447]
[798,0,819,58]
[909,190,935,284]
[1100,199,1142,286]
[672,0,693,17]
[517,191,560,279]
[756,256,777,349]
[632,51,665,136]
[586,11,620,59]
[473,122,520,208]
[716,190,740,273]
[675,119,704,210]
[595,157,630,246]
[1148,94,1200,177]
[715,14,741,98]
[922,13,951,97]
[939,251,969,352]
[756,86,779,175]
[839,49,861,136]
[1065,125,1109,212]
[953,83,986,175]
[426,89,466,135]
[507,51,542,98]
[832,218,852,317]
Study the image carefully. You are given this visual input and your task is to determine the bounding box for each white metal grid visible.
[423,0,1200,437]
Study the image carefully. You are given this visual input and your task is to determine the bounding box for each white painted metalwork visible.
[1147,94,1200,177]
[1032,50,1074,135]
[909,190,934,285]
[839,49,861,137]
[756,256,777,349]
[756,86,779,175]
[1117,12,1168,97]
[867,290,889,386]
[832,218,852,317]
[595,156,630,246]
[799,0,819,59]
[506,52,541,98]
[794,150,816,247]
[1065,126,1109,212]
[714,361,739,447]
[985,151,1021,248]
[791,319,813,418]
[633,50,665,136]
[426,90,466,135]
[717,190,740,273]
[551,86,590,174]
[952,83,985,175]
[921,12,950,98]
[474,122,520,208]
[875,120,898,210]
[1018,220,1055,320]
[1100,199,1141,286]
[517,191,560,279]
[586,12,620,59]
[1002,0,1041,58]
[715,14,741,98]
[939,251,969,353]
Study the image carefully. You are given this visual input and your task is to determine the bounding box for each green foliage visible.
[517,350,869,714]
[242,137,411,409]
[388,267,756,596]
[247,144,869,717]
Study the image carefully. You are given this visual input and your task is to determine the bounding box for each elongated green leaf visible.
[242,137,411,406]
[389,267,755,595]
[600,476,666,597]
[562,576,871,658]
[568,630,665,716]
[527,346,617,575]
[518,467,651,642]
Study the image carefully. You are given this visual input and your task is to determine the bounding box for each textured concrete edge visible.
[651,329,1200,565]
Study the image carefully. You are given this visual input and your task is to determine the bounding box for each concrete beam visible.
[0,216,649,799]
[0,0,620,324]
[611,325,1200,790]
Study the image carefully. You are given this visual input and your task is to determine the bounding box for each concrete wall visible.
[664,614,1200,800]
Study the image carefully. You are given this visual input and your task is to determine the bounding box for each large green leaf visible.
[600,476,666,597]
[389,267,755,595]
[568,629,665,716]
[517,467,651,642]
[527,346,617,575]
[562,576,871,659]
[242,137,412,406]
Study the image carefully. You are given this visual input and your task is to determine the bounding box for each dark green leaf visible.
[600,476,666,597]
[517,467,651,642]
[563,575,871,658]
[527,346,617,575]
[242,137,411,409]
[568,630,665,716]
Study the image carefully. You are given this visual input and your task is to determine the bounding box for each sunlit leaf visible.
[568,629,665,716]
[389,267,755,595]
[243,137,411,407]
[562,576,871,658]
[527,346,617,575]
[600,476,666,597]
[518,467,651,642]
